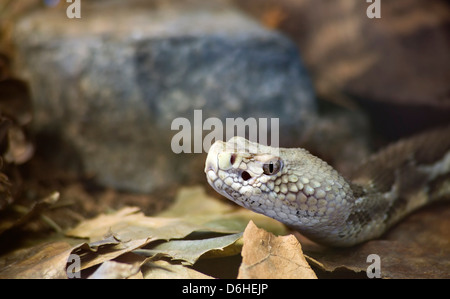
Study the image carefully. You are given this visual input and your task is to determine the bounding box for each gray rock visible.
[12,0,315,193]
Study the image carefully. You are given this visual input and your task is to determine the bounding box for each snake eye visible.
[230,154,236,165]
[262,159,282,175]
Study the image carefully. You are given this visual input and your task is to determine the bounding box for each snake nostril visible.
[241,171,251,181]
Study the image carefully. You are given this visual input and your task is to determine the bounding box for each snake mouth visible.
[205,140,226,189]
[204,141,224,175]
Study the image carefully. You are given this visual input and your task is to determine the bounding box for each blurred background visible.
[0,0,449,235]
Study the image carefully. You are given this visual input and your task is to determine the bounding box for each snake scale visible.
[205,126,450,247]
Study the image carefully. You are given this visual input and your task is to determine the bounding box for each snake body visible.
[204,126,450,247]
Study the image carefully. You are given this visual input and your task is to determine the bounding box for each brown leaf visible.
[0,241,73,279]
[238,221,317,279]
[88,260,141,279]
[142,260,214,279]
[66,206,210,270]
[70,238,149,271]
[139,232,243,266]
[66,206,200,242]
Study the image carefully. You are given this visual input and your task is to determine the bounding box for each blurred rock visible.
[12,0,315,193]
[234,0,450,139]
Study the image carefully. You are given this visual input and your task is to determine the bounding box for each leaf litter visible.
[1,186,287,278]
[0,184,448,278]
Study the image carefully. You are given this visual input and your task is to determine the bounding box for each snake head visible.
[205,136,355,246]
[205,136,286,214]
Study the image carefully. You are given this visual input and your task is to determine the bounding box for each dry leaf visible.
[0,241,73,279]
[65,203,242,271]
[138,232,243,265]
[70,238,151,271]
[66,206,208,242]
[88,260,141,279]
[238,221,317,279]
[142,260,213,279]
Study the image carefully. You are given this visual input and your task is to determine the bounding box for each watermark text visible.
[366,254,381,278]
[366,0,381,19]
[66,0,81,19]
[171,110,279,154]
[66,253,81,278]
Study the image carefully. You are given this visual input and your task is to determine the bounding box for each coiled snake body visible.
[205,126,450,247]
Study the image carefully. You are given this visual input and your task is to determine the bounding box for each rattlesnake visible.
[204,126,450,247]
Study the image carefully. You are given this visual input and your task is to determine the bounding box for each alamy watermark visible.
[170,110,279,154]
[66,0,81,18]
[366,0,381,19]
[366,254,381,278]
[62,0,381,20]
[66,253,81,278]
